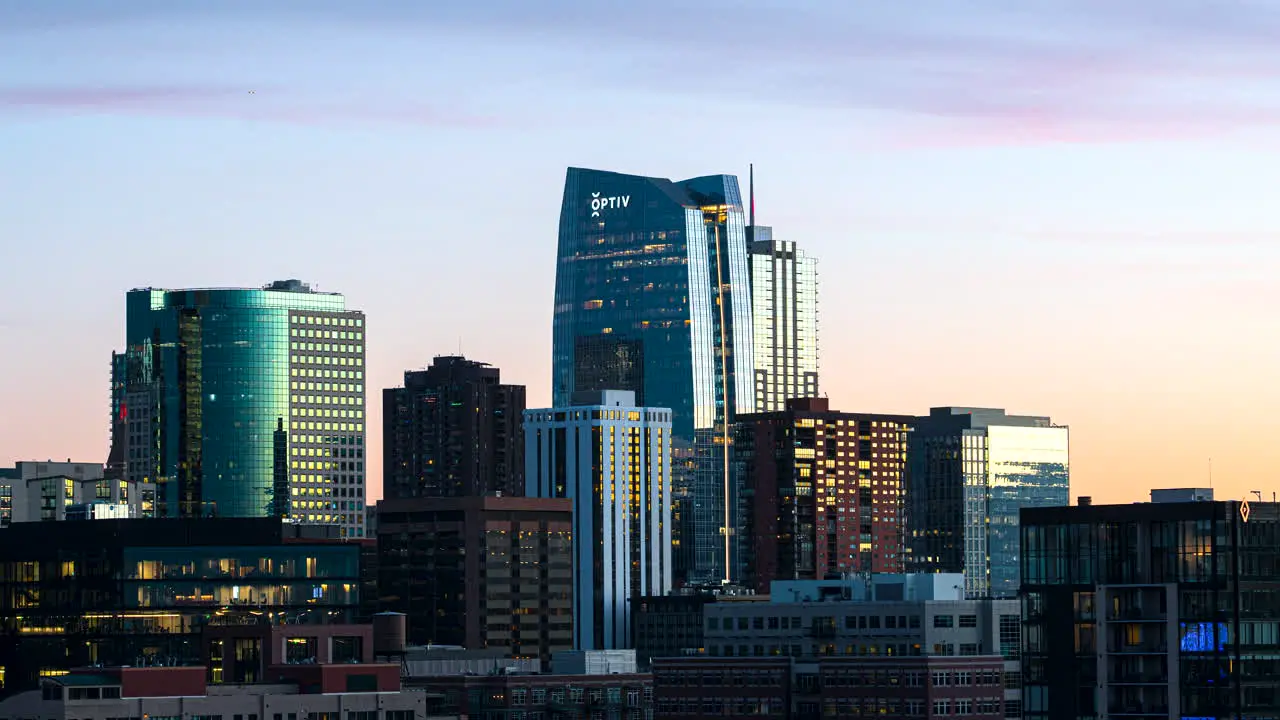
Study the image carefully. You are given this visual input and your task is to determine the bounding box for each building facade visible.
[375,495,573,663]
[907,407,1069,598]
[553,167,755,585]
[0,518,361,695]
[1021,498,1280,720]
[110,280,367,537]
[382,355,525,499]
[526,390,674,650]
[746,226,818,413]
[653,655,1009,720]
[733,399,913,590]
[0,665,440,720]
[411,670,652,719]
[0,460,153,524]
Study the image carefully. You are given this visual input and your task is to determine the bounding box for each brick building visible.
[733,398,913,590]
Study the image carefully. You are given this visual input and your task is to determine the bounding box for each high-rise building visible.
[746,226,818,412]
[1021,496,1280,720]
[382,356,525,499]
[110,280,367,537]
[375,495,574,664]
[733,398,913,592]
[553,167,755,585]
[525,390,674,649]
[907,407,1069,598]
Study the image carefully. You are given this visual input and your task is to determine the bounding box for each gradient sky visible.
[4,1,1280,505]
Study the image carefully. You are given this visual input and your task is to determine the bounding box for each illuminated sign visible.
[1241,499,1251,523]
[590,192,631,218]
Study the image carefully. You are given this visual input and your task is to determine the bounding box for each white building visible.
[0,460,154,526]
[746,227,819,412]
[525,390,673,650]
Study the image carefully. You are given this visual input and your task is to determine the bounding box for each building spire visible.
[749,163,755,227]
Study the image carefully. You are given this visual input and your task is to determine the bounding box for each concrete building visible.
[525,390,673,650]
[410,671,652,719]
[699,576,1023,717]
[376,495,573,663]
[0,460,153,525]
[653,654,1009,720]
[0,665,448,720]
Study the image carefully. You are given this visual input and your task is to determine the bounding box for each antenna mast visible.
[749,163,756,227]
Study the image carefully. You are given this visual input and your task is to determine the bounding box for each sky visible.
[3,1,1280,505]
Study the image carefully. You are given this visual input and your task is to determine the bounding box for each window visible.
[934,615,954,628]
[960,643,980,656]
[999,614,1021,659]
[959,614,978,628]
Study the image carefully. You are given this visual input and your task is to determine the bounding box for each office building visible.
[413,669,652,719]
[633,593,724,669]
[110,280,367,537]
[1021,497,1280,720]
[746,225,819,412]
[733,398,913,591]
[553,167,755,585]
[907,407,1069,598]
[0,517,361,695]
[526,390,674,649]
[654,655,1008,720]
[0,460,153,524]
[0,665,443,720]
[375,495,573,663]
[382,355,525,499]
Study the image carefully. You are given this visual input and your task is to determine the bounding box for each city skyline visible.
[6,1,1280,507]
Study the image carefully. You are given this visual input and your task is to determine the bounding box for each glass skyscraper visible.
[110,280,368,537]
[553,167,755,584]
[907,407,1069,598]
[747,225,819,412]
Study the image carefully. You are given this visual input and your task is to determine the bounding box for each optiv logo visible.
[590,192,631,218]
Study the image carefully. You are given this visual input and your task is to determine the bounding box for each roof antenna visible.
[749,162,756,227]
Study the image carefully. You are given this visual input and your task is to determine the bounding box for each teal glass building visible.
[110,280,367,536]
[553,167,755,585]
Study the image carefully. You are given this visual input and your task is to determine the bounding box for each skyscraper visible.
[110,280,368,537]
[382,355,525,499]
[746,226,819,412]
[525,390,674,649]
[553,167,755,584]
[907,407,1069,598]
[733,398,913,592]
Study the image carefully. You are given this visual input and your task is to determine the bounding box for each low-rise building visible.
[0,460,155,524]
[0,665,453,720]
[411,672,653,719]
[653,655,1008,720]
